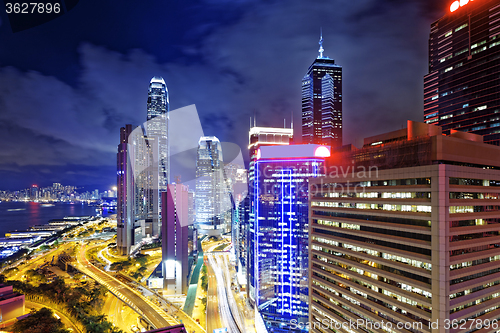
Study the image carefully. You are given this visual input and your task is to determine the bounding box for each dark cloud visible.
[0,0,447,190]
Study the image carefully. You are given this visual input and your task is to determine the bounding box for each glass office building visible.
[424,0,500,145]
[251,144,329,332]
[302,34,342,148]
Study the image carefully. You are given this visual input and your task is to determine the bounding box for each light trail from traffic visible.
[207,253,241,333]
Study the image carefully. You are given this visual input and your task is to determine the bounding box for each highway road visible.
[206,257,224,333]
[205,245,244,333]
[75,243,176,330]
[102,293,141,332]
[26,300,82,333]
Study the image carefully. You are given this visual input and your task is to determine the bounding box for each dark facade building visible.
[309,121,500,332]
[302,34,342,148]
[117,124,134,255]
[424,0,500,145]
[162,184,191,295]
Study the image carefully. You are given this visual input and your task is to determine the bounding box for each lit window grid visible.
[308,165,500,331]
[253,158,324,327]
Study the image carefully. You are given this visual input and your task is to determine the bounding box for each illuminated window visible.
[455,23,468,32]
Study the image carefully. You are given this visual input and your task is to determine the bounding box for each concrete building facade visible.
[309,121,500,332]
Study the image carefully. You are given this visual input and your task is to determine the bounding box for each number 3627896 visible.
[5,2,61,14]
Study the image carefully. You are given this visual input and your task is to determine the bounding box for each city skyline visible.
[2,1,500,332]
[0,0,450,190]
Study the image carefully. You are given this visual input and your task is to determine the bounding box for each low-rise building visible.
[0,285,24,322]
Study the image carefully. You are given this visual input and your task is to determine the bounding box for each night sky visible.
[0,0,450,191]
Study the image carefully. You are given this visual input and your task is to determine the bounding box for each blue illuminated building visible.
[250,144,329,332]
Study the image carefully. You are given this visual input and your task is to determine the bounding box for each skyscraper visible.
[246,125,293,294]
[250,144,328,332]
[147,76,170,190]
[132,76,169,239]
[117,124,134,255]
[309,121,500,332]
[424,0,500,145]
[195,136,228,236]
[302,33,342,148]
[162,184,190,295]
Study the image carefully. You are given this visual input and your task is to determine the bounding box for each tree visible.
[134,254,149,266]
[201,275,208,291]
[25,269,47,284]
[11,307,69,333]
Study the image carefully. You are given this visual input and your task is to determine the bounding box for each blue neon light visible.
[253,158,325,330]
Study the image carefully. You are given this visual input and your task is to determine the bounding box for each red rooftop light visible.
[450,0,473,12]
[314,146,331,158]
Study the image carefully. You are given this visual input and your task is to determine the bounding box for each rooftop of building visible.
[249,126,294,136]
[144,324,186,333]
[328,120,500,170]
[0,284,23,301]
[258,144,331,160]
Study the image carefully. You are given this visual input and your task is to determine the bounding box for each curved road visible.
[75,244,176,330]
[26,301,82,333]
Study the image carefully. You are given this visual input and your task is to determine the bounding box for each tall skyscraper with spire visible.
[302,32,343,148]
[147,76,170,190]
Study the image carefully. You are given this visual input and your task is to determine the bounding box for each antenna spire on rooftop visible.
[318,28,324,59]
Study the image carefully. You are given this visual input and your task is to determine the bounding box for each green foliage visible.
[11,307,69,333]
[109,260,132,271]
[25,269,47,284]
[200,264,208,291]
[134,254,149,266]
[73,273,83,280]
[130,271,143,280]
[201,277,208,291]
[40,245,50,251]
[213,243,228,251]
[11,279,120,333]
[141,241,161,250]
[201,296,207,310]
[3,266,19,276]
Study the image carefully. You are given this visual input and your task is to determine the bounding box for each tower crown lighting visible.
[450,0,473,12]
